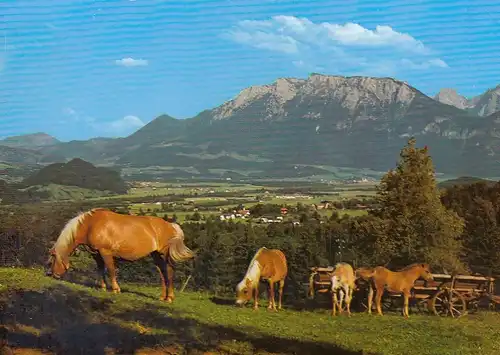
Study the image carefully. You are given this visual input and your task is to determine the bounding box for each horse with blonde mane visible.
[235,247,287,311]
[46,208,194,303]
[367,263,433,318]
[330,262,355,316]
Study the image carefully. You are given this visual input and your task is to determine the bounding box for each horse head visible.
[418,263,433,282]
[330,274,341,292]
[45,247,70,279]
[235,278,253,306]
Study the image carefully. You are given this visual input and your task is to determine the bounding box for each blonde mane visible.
[246,247,265,271]
[53,210,95,257]
[238,247,267,290]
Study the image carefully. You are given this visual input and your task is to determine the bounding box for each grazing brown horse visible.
[46,208,194,303]
[330,262,356,316]
[367,263,433,318]
[235,247,288,311]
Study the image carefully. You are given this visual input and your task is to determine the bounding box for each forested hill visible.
[22,158,127,194]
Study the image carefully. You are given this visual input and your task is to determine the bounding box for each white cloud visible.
[401,58,449,70]
[61,109,144,136]
[115,57,148,67]
[90,115,145,137]
[223,16,447,76]
[107,115,145,132]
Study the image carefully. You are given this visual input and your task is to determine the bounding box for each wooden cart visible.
[308,266,335,299]
[307,266,500,317]
[411,273,497,317]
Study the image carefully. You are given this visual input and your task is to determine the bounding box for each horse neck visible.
[243,259,261,288]
[400,266,424,282]
[54,212,90,260]
[54,237,78,262]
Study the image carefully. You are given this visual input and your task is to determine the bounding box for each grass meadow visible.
[1,268,499,355]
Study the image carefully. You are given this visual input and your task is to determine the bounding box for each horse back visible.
[85,210,179,259]
[257,248,287,281]
[333,263,355,287]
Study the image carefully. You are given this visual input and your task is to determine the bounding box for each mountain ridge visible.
[3,74,500,179]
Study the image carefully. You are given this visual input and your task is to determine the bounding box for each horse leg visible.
[101,253,120,293]
[92,253,107,291]
[367,286,374,315]
[150,251,169,301]
[338,288,345,314]
[331,290,338,316]
[403,291,410,318]
[345,285,352,317]
[253,286,259,310]
[166,262,175,303]
[278,279,285,310]
[267,280,276,311]
[375,287,384,316]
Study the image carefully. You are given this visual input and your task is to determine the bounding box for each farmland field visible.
[1,268,499,355]
[119,180,375,223]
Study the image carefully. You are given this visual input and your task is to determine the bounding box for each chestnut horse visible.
[235,247,288,311]
[330,262,356,316]
[367,263,433,318]
[46,208,194,303]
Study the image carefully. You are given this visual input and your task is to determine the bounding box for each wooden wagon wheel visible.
[430,289,467,318]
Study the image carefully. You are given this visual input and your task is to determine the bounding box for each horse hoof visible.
[165,297,173,303]
[112,289,121,294]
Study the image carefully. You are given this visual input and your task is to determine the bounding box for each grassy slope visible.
[26,183,115,201]
[1,268,500,355]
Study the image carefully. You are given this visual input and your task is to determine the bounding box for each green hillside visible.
[438,176,496,189]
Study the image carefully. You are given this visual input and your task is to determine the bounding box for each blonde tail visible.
[168,237,195,263]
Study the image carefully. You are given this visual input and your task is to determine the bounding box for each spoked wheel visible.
[431,289,467,318]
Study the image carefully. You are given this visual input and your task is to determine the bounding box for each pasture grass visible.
[1,267,499,355]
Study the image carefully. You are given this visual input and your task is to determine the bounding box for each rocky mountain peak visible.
[473,85,500,117]
[434,88,471,110]
[212,77,302,120]
[212,74,418,120]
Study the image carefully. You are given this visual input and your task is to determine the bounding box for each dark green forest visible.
[1,138,500,304]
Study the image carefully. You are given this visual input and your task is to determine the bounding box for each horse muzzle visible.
[235,299,246,307]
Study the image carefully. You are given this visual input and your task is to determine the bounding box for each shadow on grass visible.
[60,268,162,300]
[209,296,236,306]
[0,284,377,355]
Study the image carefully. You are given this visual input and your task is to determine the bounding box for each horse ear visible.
[49,248,56,255]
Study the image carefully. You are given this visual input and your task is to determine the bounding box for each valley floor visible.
[1,268,499,355]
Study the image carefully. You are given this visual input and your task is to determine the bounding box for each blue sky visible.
[1,0,499,141]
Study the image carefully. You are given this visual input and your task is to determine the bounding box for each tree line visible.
[1,138,500,302]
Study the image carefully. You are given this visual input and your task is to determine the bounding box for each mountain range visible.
[2,73,500,180]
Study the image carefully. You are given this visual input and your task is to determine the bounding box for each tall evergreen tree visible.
[374,138,466,272]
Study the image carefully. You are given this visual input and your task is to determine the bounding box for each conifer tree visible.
[374,138,466,272]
